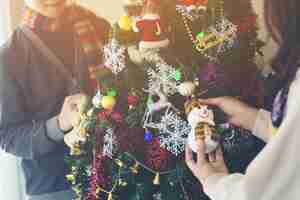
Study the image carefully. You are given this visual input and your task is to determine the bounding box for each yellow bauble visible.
[118,15,133,31]
[101,96,117,110]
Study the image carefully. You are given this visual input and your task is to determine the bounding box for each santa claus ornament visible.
[184,99,220,153]
[133,0,170,50]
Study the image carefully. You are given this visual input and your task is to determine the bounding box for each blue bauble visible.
[144,130,153,142]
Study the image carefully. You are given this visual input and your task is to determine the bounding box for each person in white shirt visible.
[185,0,300,199]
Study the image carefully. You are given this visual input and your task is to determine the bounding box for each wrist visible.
[245,107,259,131]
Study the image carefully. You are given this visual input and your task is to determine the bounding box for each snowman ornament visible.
[185,99,219,153]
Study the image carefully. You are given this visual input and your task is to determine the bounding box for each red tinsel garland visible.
[235,15,257,33]
[145,138,175,171]
[88,155,112,200]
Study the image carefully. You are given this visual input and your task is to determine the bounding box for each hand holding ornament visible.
[199,96,259,131]
[58,93,88,132]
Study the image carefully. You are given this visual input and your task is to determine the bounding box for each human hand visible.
[200,96,259,131]
[64,127,86,150]
[58,93,86,132]
[185,139,229,183]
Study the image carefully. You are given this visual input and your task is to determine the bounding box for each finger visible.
[196,139,208,165]
[215,147,225,162]
[228,117,241,127]
[185,146,198,172]
[198,97,223,107]
[68,93,87,104]
[208,151,216,162]
[185,145,196,166]
[68,94,87,111]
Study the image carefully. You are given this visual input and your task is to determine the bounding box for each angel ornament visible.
[185,99,220,153]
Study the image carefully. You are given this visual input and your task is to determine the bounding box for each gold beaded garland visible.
[177,0,226,62]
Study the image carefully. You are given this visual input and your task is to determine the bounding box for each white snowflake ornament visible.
[159,111,191,156]
[210,17,238,54]
[147,62,181,96]
[103,39,126,75]
[103,128,118,159]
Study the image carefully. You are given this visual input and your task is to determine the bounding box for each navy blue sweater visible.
[0,17,109,195]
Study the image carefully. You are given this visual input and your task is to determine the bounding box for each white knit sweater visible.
[202,71,300,200]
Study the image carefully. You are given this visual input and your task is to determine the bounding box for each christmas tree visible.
[65,0,266,199]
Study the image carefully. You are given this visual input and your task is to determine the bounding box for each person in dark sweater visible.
[0,0,110,199]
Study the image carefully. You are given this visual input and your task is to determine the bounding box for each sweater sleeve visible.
[252,109,273,142]
[0,31,64,160]
[202,72,300,200]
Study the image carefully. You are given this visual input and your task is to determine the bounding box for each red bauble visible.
[128,95,139,106]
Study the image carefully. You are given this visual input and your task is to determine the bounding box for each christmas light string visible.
[124,151,176,175]
[116,152,190,200]
[113,152,190,199]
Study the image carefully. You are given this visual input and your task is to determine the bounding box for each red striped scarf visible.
[22,5,109,89]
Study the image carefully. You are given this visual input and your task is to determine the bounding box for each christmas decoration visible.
[103,39,126,75]
[101,96,117,110]
[181,0,209,7]
[147,62,181,96]
[64,127,87,155]
[103,128,118,159]
[127,94,139,107]
[64,95,92,155]
[185,99,219,153]
[92,90,103,108]
[159,111,191,156]
[145,138,173,171]
[133,0,170,50]
[118,15,134,31]
[144,129,154,142]
[178,81,197,97]
[66,0,266,199]
[176,0,209,22]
